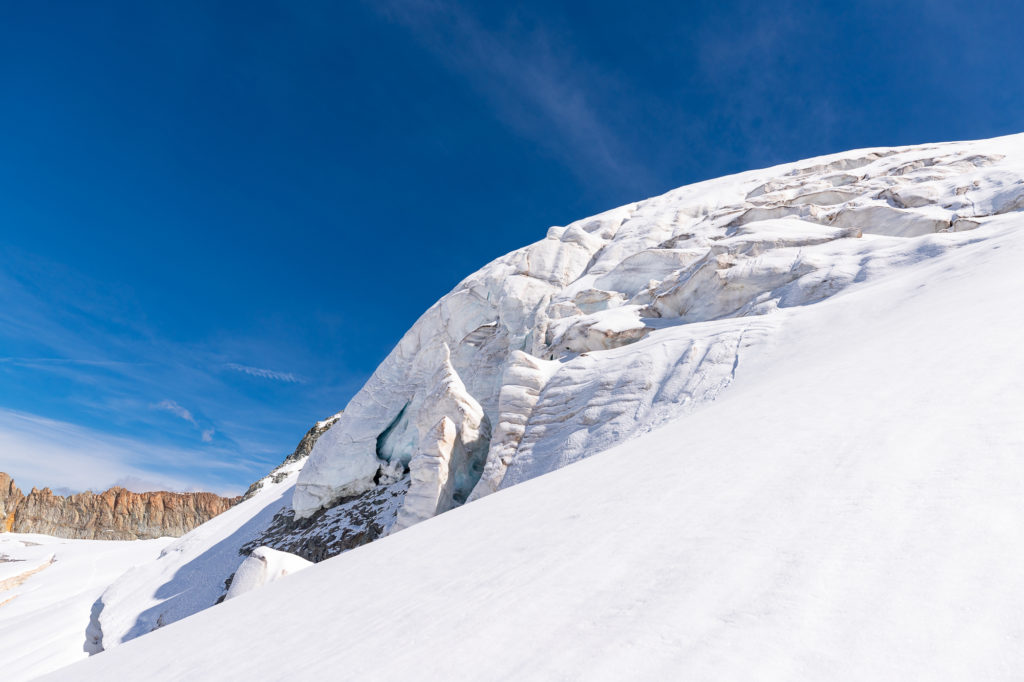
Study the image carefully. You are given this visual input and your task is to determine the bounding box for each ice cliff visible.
[293,135,1024,527]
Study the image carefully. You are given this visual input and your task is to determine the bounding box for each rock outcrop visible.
[0,473,239,540]
[241,412,343,501]
[236,409,408,563]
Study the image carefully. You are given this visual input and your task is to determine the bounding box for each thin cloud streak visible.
[373,0,652,192]
[0,357,146,368]
[0,249,323,482]
[225,362,304,384]
[153,399,198,426]
[0,407,246,495]
[152,400,221,445]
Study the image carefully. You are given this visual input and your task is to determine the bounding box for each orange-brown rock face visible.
[0,472,240,540]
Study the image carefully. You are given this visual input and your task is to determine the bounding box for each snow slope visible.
[0,533,167,681]
[90,411,413,651]
[94,455,305,649]
[79,136,1024,657]
[53,167,1024,678]
[0,417,340,679]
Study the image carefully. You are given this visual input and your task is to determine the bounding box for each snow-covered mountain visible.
[6,133,1024,680]
[293,132,1024,525]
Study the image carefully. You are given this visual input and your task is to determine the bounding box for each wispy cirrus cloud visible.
[225,362,304,384]
[152,399,218,444]
[372,0,651,192]
[152,399,198,426]
[0,408,249,495]
[0,250,323,487]
[0,357,145,369]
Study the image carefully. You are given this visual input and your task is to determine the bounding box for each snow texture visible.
[0,533,168,681]
[94,456,305,650]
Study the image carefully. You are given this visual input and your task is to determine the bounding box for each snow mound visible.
[223,547,311,601]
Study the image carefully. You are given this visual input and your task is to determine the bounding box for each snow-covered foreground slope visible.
[94,454,305,648]
[55,203,1024,679]
[90,412,410,649]
[65,132,1024,663]
[0,533,167,681]
[0,418,338,679]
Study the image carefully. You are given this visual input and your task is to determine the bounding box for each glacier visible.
[293,133,1024,526]
[48,133,1024,679]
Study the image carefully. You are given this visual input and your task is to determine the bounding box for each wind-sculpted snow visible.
[500,316,774,487]
[223,547,311,601]
[294,134,1024,527]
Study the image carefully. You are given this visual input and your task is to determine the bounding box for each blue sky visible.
[1,1,1022,494]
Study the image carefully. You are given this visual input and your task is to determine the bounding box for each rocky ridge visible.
[234,411,407,563]
[0,473,240,541]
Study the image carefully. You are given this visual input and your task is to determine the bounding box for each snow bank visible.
[223,547,311,601]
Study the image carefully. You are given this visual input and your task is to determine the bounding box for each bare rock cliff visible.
[0,472,239,540]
